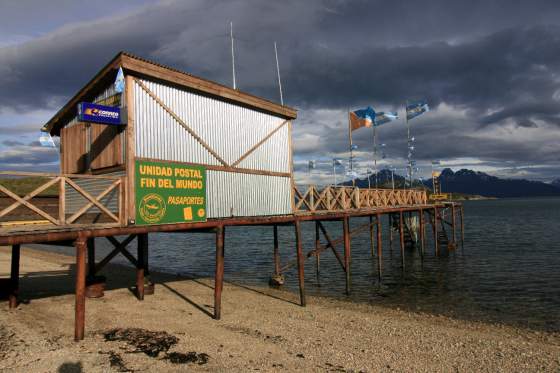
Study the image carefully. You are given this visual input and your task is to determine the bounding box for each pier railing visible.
[0,171,125,228]
[294,185,428,213]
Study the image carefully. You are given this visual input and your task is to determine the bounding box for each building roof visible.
[44,52,297,135]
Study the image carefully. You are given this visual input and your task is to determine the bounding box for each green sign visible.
[135,160,206,225]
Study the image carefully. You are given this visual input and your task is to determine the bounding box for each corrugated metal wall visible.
[65,171,124,214]
[133,78,292,218]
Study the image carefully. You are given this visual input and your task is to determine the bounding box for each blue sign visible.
[77,102,123,125]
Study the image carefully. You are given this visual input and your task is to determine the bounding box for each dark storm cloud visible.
[1,0,560,178]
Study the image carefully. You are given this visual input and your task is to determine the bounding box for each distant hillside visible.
[343,169,426,189]
[425,169,560,198]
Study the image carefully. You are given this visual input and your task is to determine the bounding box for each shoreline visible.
[1,246,559,372]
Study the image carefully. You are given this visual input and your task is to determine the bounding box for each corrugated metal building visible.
[43,52,297,223]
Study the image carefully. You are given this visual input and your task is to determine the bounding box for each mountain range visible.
[347,168,560,198]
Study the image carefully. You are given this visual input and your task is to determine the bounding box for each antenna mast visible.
[274,42,284,105]
[230,22,237,89]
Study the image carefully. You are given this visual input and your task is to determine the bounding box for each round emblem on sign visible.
[139,193,166,224]
[197,208,205,218]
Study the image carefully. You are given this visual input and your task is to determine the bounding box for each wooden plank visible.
[0,171,121,180]
[59,177,66,224]
[0,184,59,224]
[231,120,288,167]
[135,157,291,178]
[126,75,136,224]
[61,124,87,174]
[0,177,60,217]
[134,78,229,167]
[90,124,123,170]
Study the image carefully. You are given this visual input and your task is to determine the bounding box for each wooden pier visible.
[0,176,463,340]
[0,52,465,340]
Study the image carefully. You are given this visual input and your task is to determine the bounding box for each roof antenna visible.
[274,41,284,105]
[230,21,237,90]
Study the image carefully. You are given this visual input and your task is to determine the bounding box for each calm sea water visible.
[37,198,560,332]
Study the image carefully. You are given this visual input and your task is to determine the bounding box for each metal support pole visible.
[434,207,439,256]
[419,208,425,258]
[315,221,320,285]
[399,211,405,269]
[136,234,146,301]
[369,215,375,258]
[74,237,87,341]
[376,214,382,280]
[214,225,225,320]
[8,244,20,309]
[273,225,280,275]
[343,216,351,295]
[294,220,306,306]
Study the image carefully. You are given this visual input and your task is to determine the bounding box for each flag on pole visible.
[39,132,56,148]
[350,144,358,150]
[349,106,376,131]
[333,158,343,166]
[406,100,429,120]
[308,160,316,169]
[114,67,125,93]
[374,111,399,126]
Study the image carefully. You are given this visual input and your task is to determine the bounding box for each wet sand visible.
[0,246,559,372]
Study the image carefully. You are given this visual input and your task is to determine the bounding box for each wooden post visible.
[434,207,439,256]
[460,205,465,247]
[399,211,405,269]
[273,225,280,275]
[8,244,20,309]
[419,209,425,258]
[294,220,306,306]
[376,214,382,280]
[136,234,146,301]
[74,237,87,341]
[315,221,320,284]
[214,225,225,319]
[369,215,375,258]
[59,177,65,225]
[343,216,351,295]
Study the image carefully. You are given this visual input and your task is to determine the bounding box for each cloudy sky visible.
[1,0,560,184]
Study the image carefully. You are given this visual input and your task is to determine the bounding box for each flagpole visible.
[373,124,378,188]
[348,110,354,187]
[405,100,411,189]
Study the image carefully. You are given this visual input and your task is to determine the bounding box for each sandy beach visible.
[0,246,559,373]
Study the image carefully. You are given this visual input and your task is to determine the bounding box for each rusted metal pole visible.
[273,225,280,275]
[419,208,425,258]
[74,236,87,341]
[136,234,147,301]
[315,221,320,284]
[460,205,465,247]
[399,211,405,268]
[8,244,20,309]
[376,214,382,280]
[294,220,306,306]
[214,225,225,320]
[87,238,95,278]
[369,215,375,258]
[343,216,351,295]
[433,207,439,256]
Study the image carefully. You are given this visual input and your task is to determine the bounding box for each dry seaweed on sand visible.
[103,328,178,357]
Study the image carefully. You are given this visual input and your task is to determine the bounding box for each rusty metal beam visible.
[294,220,305,306]
[74,236,87,341]
[214,225,225,319]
